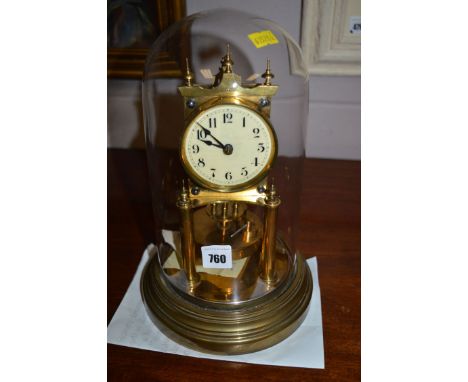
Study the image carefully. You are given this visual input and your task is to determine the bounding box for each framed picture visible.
[301,0,361,75]
[107,0,186,78]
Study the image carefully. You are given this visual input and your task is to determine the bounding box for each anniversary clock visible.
[141,9,311,354]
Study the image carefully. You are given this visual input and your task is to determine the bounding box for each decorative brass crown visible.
[178,45,278,119]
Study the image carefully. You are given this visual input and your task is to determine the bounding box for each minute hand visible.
[196,123,226,149]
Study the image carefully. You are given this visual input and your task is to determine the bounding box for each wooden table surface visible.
[108,149,361,381]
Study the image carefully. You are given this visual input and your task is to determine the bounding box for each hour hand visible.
[196,122,226,148]
[199,139,224,149]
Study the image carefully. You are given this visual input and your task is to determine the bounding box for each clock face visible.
[181,103,277,191]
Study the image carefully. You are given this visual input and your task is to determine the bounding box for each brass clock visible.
[141,45,312,355]
[180,101,277,192]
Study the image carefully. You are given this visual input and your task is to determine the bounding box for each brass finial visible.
[184,57,193,86]
[265,178,280,205]
[221,44,234,73]
[268,181,276,198]
[177,179,192,208]
[262,59,274,85]
[180,179,189,202]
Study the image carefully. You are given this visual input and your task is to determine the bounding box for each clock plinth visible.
[141,236,312,354]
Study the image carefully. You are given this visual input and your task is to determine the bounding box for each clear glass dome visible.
[141,9,311,354]
[143,8,308,251]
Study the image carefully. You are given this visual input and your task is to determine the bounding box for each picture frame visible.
[301,0,361,76]
[107,0,186,78]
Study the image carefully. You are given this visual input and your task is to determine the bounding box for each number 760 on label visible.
[201,245,233,269]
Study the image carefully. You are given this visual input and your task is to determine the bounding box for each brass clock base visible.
[140,239,313,355]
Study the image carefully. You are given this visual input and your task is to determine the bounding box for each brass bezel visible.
[180,97,278,193]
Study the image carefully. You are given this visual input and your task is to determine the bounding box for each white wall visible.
[107,0,361,160]
[307,75,360,159]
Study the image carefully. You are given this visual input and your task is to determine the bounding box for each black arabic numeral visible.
[208,118,217,128]
[192,144,200,154]
[208,253,226,263]
[198,158,205,167]
[253,127,260,138]
[257,143,265,152]
[225,171,232,180]
[210,168,216,178]
[241,167,248,176]
[197,129,207,139]
[242,117,246,127]
[253,157,259,166]
[223,113,233,124]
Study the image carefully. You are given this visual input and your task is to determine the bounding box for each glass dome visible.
[141,9,311,354]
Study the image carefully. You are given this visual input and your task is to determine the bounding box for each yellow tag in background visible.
[248,30,279,48]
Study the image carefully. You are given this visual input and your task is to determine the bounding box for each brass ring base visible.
[140,243,313,355]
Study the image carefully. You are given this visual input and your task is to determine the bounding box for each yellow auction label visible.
[248,30,279,48]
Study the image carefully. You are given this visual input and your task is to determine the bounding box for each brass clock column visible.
[141,46,313,355]
[176,181,199,288]
[260,183,280,283]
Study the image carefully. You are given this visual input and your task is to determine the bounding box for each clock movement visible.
[141,9,312,355]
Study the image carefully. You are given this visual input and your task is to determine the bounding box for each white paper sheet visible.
[107,238,324,369]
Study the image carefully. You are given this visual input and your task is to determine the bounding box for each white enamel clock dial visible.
[181,104,277,191]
